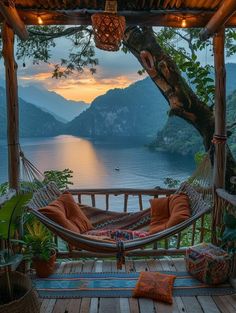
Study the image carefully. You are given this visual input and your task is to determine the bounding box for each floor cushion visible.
[133,271,176,304]
[39,192,93,233]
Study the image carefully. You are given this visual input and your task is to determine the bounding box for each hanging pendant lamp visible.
[91,0,126,52]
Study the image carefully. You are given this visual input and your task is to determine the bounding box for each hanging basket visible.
[91,12,126,51]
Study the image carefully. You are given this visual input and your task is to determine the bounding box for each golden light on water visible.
[32,136,107,187]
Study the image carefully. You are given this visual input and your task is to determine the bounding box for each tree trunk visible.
[123,26,236,192]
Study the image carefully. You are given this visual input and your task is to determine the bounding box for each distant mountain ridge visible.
[18,85,89,122]
[65,77,169,139]
[0,86,64,138]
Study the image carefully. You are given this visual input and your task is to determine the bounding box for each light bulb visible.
[37,16,43,25]
[181,18,186,28]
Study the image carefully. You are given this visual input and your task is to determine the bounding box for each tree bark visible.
[123,26,236,192]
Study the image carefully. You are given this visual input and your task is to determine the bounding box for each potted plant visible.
[0,193,40,313]
[23,220,57,278]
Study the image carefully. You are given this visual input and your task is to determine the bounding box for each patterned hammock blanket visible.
[80,204,151,231]
[79,204,151,241]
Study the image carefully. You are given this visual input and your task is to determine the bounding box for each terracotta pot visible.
[33,250,56,278]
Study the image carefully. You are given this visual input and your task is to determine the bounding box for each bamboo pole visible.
[2,22,20,192]
[212,28,227,239]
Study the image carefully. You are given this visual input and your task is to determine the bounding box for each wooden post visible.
[212,28,226,239]
[2,22,20,192]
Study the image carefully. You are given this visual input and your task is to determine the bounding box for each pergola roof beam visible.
[0,9,235,28]
[200,0,236,40]
[0,2,29,40]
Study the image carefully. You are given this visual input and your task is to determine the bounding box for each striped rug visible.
[34,271,235,299]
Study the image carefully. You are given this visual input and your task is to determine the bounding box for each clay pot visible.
[33,250,56,278]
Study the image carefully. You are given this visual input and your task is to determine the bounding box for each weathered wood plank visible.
[80,298,91,313]
[181,297,204,313]
[120,298,130,313]
[197,296,221,313]
[213,295,236,313]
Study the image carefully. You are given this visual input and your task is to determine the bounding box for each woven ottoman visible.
[185,243,231,285]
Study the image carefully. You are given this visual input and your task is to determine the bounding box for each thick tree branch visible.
[123,26,214,150]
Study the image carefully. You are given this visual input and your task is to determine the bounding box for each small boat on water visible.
[115,167,120,171]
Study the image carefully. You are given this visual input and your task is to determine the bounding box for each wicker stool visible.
[185,243,231,285]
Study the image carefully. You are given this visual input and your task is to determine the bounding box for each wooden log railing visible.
[55,187,212,259]
[215,188,236,277]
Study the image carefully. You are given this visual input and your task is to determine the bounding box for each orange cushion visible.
[39,193,93,233]
[167,193,191,228]
[149,197,169,234]
[133,271,176,304]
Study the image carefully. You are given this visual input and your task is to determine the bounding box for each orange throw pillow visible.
[133,271,176,304]
[167,193,191,228]
[39,192,93,233]
[149,197,169,234]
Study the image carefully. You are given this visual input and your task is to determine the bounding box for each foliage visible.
[163,177,180,188]
[15,26,98,78]
[23,221,56,261]
[0,182,9,196]
[221,212,236,254]
[194,152,206,166]
[0,193,32,240]
[43,168,73,190]
[0,168,74,197]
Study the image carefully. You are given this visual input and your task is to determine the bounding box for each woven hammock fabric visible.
[28,182,211,253]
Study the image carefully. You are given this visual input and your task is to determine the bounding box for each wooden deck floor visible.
[39,258,236,313]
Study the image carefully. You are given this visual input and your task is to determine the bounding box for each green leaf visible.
[223,213,236,228]
[222,227,236,242]
[0,193,32,239]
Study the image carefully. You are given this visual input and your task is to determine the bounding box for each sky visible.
[1,30,236,104]
[14,37,146,103]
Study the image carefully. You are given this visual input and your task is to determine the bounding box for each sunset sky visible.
[1,33,236,104]
[16,37,146,103]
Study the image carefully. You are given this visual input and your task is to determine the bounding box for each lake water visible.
[0,135,195,211]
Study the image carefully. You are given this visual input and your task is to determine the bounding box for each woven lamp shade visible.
[91,12,126,51]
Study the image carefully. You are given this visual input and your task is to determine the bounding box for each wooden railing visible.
[55,187,211,259]
[215,188,236,277]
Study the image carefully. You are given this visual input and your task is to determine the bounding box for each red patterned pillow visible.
[133,272,176,304]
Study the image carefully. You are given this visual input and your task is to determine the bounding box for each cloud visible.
[14,43,145,102]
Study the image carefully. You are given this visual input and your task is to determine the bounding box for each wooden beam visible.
[0,1,28,40]
[2,22,20,192]
[200,0,236,40]
[0,9,235,27]
[213,28,227,190]
[212,28,227,239]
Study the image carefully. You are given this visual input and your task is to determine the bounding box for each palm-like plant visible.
[24,221,56,261]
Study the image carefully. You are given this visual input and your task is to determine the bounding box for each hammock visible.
[27,181,211,254]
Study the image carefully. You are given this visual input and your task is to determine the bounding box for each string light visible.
[181,18,186,28]
[37,15,43,25]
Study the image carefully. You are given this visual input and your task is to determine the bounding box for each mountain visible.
[66,77,169,139]
[18,85,89,122]
[152,63,236,156]
[0,87,64,138]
